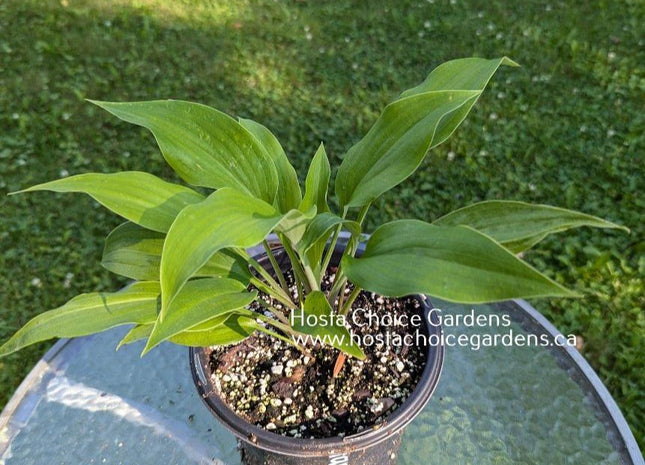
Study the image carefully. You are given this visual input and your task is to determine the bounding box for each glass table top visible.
[0,300,642,465]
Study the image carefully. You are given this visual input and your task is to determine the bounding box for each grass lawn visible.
[0,0,643,449]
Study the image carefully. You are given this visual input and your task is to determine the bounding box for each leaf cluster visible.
[0,58,627,360]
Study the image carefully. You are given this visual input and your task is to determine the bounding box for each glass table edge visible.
[511,298,643,465]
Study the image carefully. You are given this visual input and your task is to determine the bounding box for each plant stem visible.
[256,297,289,325]
[336,280,348,310]
[251,312,310,355]
[280,234,317,293]
[241,251,295,305]
[339,285,362,316]
[263,239,289,293]
[250,277,296,309]
[328,273,347,306]
[320,223,342,281]
[356,203,370,226]
[258,324,310,354]
[328,202,372,306]
[254,312,295,335]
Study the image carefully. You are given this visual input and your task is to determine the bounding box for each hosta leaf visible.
[342,220,578,303]
[14,172,203,233]
[299,213,361,254]
[183,313,230,332]
[160,188,284,317]
[117,324,153,349]
[118,314,255,348]
[335,57,514,209]
[90,100,279,203]
[300,143,330,214]
[399,56,518,98]
[239,118,301,213]
[298,212,360,272]
[144,278,256,353]
[169,314,256,347]
[335,91,477,209]
[102,222,166,281]
[433,200,629,253]
[102,222,252,283]
[198,249,252,284]
[291,291,365,359]
[274,206,317,246]
[0,282,160,357]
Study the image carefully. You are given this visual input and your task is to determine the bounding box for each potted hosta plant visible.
[0,57,628,465]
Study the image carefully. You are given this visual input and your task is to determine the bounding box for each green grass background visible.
[0,0,643,449]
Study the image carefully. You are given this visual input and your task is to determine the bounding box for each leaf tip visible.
[501,56,521,67]
[615,224,631,234]
[140,345,152,357]
[86,98,107,106]
[140,335,159,357]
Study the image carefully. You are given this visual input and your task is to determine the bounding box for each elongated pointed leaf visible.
[299,213,361,254]
[0,282,160,357]
[145,278,256,353]
[102,222,166,280]
[300,143,330,214]
[298,212,360,272]
[239,118,301,213]
[14,172,203,233]
[399,56,518,98]
[102,222,252,283]
[160,188,284,317]
[90,100,279,203]
[335,57,514,209]
[342,220,578,303]
[274,206,317,246]
[198,249,252,284]
[118,314,255,348]
[433,200,629,253]
[169,314,256,347]
[291,291,365,359]
[183,313,230,332]
[335,91,478,208]
[117,324,154,349]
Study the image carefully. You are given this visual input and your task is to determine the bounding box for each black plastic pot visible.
[190,244,444,465]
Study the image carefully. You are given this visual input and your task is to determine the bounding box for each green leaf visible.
[0,282,160,357]
[299,213,361,254]
[160,188,283,317]
[89,100,279,203]
[118,314,255,349]
[198,249,253,285]
[300,143,331,214]
[169,314,256,347]
[102,222,252,283]
[298,212,360,271]
[239,118,302,213]
[335,57,514,209]
[274,206,317,246]
[102,222,166,281]
[13,172,204,233]
[291,291,365,359]
[144,278,256,353]
[117,324,153,349]
[342,220,579,303]
[433,200,630,253]
[399,56,519,98]
[182,313,231,332]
